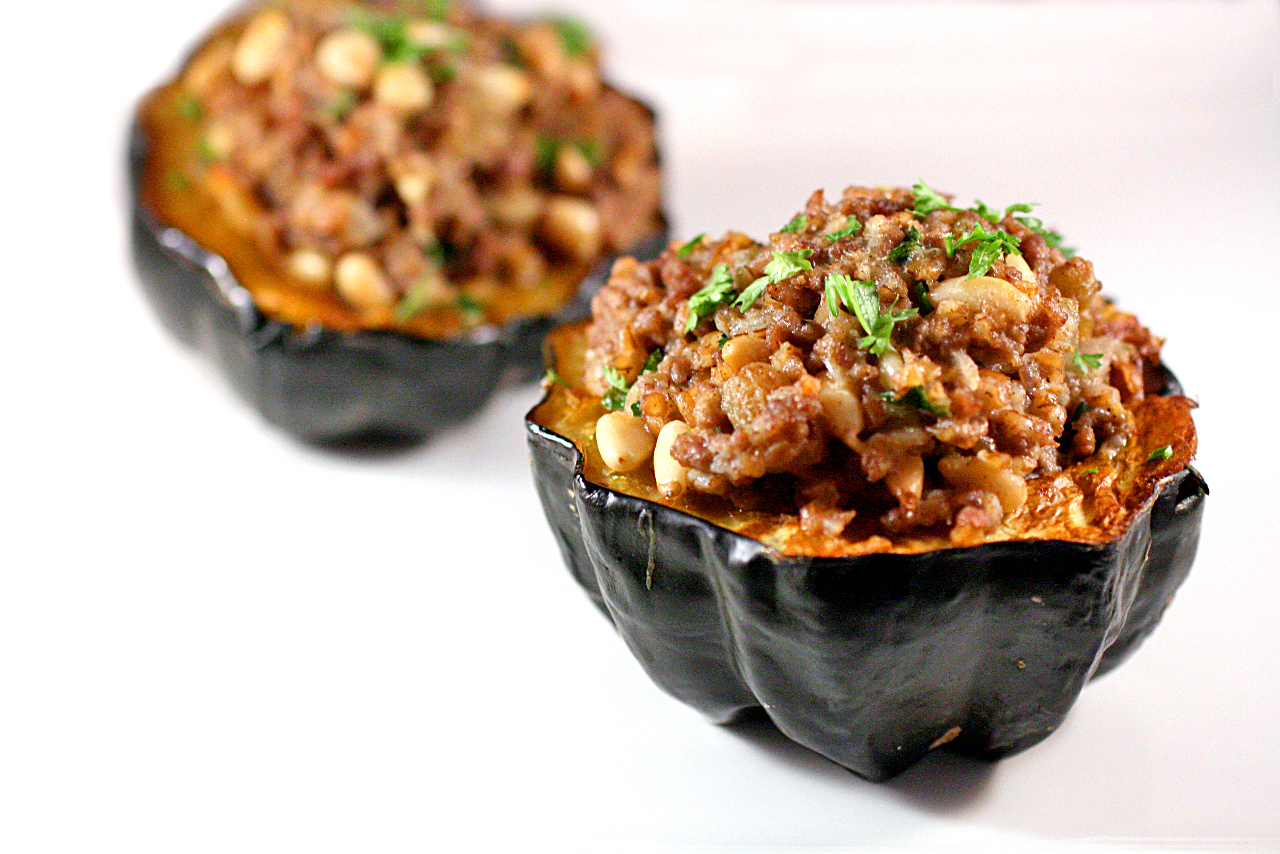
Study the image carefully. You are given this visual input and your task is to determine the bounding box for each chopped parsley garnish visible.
[974,200,1036,223]
[912,179,952,217]
[456,294,486,322]
[543,367,567,387]
[780,213,808,233]
[911,281,934,314]
[676,233,706,258]
[601,353,661,412]
[351,5,460,63]
[393,285,483,324]
[1071,351,1103,372]
[944,224,1022,278]
[545,16,592,56]
[534,135,559,181]
[428,61,457,83]
[326,89,358,122]
[684,264,737,332]
[350,12,424,63]
[887,228,921,264]
[717,333,730,349]
[600,365,630,411]
[825,273,877,323]
[825,218,862,242]
[973,199,1076,259]
[1082,467,1100,475]
[762,248,813,283]
[1070,400,1090,422]
[418,0,451,19]
[825,274,917,356]
[393,287,431,322]
[1014,214,1076,257]
[1147,445,1173,462]
[177,93,203,121]
[881,386,948,417]
[535,136,598,182]
[734,277,769,312]
[195,137,220,164]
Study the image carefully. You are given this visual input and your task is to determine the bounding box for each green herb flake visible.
[177,93,203,121]
[973,200,1001,223]
[428,61,457,83]
[546,16,592,56]
[763,248,813,284]
[350,11,422,63]
[195,137,220,165]
[1082,467,1100,475]
[825,218,862,242]
[1071,400,1090,422]
[780,213,808,234]
[600,365,630,411]
[1015,214,1075,257]
[641,349,663,373]
[326,90,358,122]
[676,233,706,259]
[826,274,916,356]
[734,276,769,312]
[717,333,730,349]
[944,224,1022,278]
[887,228,921,264]
[1147,444,1173,462]
[543,367,567,387]
[912,179,952,217]
[416,0,451,20]
[534,135,559,181]
[881,386,948,418]
[1071,351,1103,373]
[911,281,934,315]
[456,294,486,321]
[393,289,429,323]
[684,263,737,332]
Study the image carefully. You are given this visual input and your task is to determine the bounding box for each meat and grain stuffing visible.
[146,0,662,335]
[578,183,1172,546]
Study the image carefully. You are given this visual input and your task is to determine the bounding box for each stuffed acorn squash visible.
[132,0,665,442]
[526,183,1205,781]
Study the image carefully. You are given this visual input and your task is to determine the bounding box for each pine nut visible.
[287,249,332,287]
[595,412,655,473]
[540,197,601,261]
[721,336,771,374]
[374,62,434,113]
[471,65,532,115]
[334,252,396,310]
[654,421,691,498]
[316,28,382,89]
[232,10,291,86]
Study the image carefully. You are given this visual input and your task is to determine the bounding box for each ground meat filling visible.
[583,185,1163,544]
[172,0,662,327]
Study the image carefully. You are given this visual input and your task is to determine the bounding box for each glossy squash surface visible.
[129,3,666,443]
[526,320,1206,780]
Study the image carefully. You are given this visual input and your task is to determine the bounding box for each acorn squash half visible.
[129,2,667,443]
[526,319,1205,781]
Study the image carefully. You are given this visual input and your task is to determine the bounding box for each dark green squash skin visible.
[129,125,667,444]
[526,395,1206,781]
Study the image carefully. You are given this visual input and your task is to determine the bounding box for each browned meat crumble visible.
[155,0,662,333]
[581,185,1165,545]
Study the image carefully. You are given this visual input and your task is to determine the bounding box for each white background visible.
[2,1,1278,851]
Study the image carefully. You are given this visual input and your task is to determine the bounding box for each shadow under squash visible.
[723,708,996,812]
